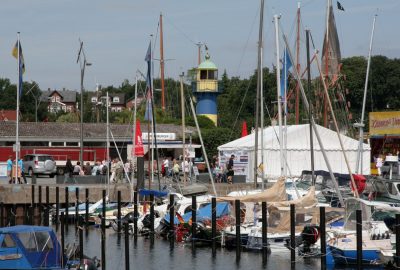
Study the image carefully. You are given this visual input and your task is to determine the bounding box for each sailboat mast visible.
[295,2,301,125]
[274,14,284,177]
[180,73,187,184]
[159,13,166,112]
[15,32,20,184]
[132,75,138,184]
[306,30,315,185]
[259,0,265,189]
[323,0,332,127]
[106,91,110,192]
[356,14,377,174]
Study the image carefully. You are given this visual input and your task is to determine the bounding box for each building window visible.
[51,96,56,102]
[200,70,207,80]
[55,96,60,102]
[113,97,120,103]
[208,70,217,80]
[91,97,97,103]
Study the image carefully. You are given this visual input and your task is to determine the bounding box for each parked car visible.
[23,154,57,178]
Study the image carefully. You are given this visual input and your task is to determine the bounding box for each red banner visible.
[133,119,144,157]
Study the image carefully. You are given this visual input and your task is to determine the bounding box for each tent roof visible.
[218,124,370,151]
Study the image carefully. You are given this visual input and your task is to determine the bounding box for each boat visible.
[0,225,99,269]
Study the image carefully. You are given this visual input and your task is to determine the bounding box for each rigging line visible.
[163,15,197,45]
[234,6,259,75]
[228,78,253,141]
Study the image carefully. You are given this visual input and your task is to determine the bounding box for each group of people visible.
[161,157,192,181]
[64,157,133,183]
[211,154,235,184]
[6,155,27,184]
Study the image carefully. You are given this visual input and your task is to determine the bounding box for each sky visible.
[1,0,399,92]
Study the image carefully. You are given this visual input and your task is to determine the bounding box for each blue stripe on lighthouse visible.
[196,92,217,115]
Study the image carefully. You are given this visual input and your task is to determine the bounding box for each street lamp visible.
[25,83,40,123]
[77,40,91,165]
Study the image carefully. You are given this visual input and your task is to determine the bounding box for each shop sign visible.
[369,111,400,135]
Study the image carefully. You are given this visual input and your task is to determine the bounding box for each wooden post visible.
[85,188,89,229]
[150,194,155,241]
[65,187,69,231]
[396,214,400,267]
[61,212,65,259]
[75,187,79,230]
[117,190,122,233]
[45,186,49,226]
[320,207,326,270]
[169,194,175,246]
[290,204,295,268]
[356,209,362,270]
[191,196,197,245]
[56,187,59,231]
[79,218,83,262]
[101,189,106,270]
[38,186,42,225]
[0,203,3,227]
[133,191,138,239]
[262,201,267,260]
[212,197,217,256]
[125,222,130,270]
[235,199,241,261]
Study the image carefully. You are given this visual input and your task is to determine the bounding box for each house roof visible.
[0,122,195,142]
[42,89,77,103]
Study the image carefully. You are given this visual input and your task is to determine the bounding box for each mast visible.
[15,32,20,184]
[259,0,265,189]
[323,0,331,127]
[106,91,110,194]
[295,2,301,125]
[254,0,264,188]
[306,30,315,185]
[196,43,202,65]
[159,13,166,111]
[180,73,187,184]
[274,14,284,176]
[355,14,377,174]
[132,74,138,184]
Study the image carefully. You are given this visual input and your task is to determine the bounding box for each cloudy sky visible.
[1,0,398,91]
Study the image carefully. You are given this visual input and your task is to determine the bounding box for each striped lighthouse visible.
[193,50,219,126]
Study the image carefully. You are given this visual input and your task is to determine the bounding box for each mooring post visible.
[45,186,49,226]
[31,185,35,225]
[262,201,267,261]
[101,189,106,270]
[235,199,241,261]
[396,214,400,267]
[61,212,65,257]
[356,209,362,270]
[191,195,197,245]
[56,187,59,230]
[150,194,155,241]
[38,185,42,225]
[75,187,79,230]
[290,204,296,268]
[118,190,122,233]
[79,217,83,262]
[85,188,89,229]
[65,187,69,231]
[0,202,3,227]
[212,197,217,256]
[133,191,138,239]
[12,204,16,226]
[125,222,130,270]
[169,194,175,246]
[320,207,326,270]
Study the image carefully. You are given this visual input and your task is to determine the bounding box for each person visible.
[375,154,383,176]
[182,158,190,181]
[226,154,235,184]
[65,157,74,182]
[172,159,180,182]
[83,162,92,175]
[18,158,27,184]
[110,159,117,183]
[124,159,132,179]
[73,161,83,176]
[114,158,124,183]
[253,202,260,225]
[92,161,101,176]
[7,155,13,184]
[162,157,169,177]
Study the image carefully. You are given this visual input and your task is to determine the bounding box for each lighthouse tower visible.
[193,51,219,126]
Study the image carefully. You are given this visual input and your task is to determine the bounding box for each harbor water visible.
[61,225,377,270]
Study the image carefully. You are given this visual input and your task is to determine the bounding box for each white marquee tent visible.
[217,124,370,182]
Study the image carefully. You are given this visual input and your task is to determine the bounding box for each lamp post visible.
[77,40,91,165]
[25,83,40,123]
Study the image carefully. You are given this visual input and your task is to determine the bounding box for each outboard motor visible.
[286,225,320,255]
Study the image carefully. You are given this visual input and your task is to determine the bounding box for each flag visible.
[337,1,345,11]
[12,40,25,99]
[144,42,153,121]
[241,121,248,137]
[176,212,185,224]
[133,119,144,157]
[280,48,292,113]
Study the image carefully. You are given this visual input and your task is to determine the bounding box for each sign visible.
[369,111,400,136]
[133,119,144,157]
[142,133,176,141]
[0,163,7,177]
[219,150,250,181]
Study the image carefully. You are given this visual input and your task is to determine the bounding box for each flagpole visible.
[132,74,138,186]
[15,32,20,184]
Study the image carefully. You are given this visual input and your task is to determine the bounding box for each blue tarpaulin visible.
[139,189,168,197]
[164,202,230,225]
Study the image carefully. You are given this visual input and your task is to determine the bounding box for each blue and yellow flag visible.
[12,40,25,98]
